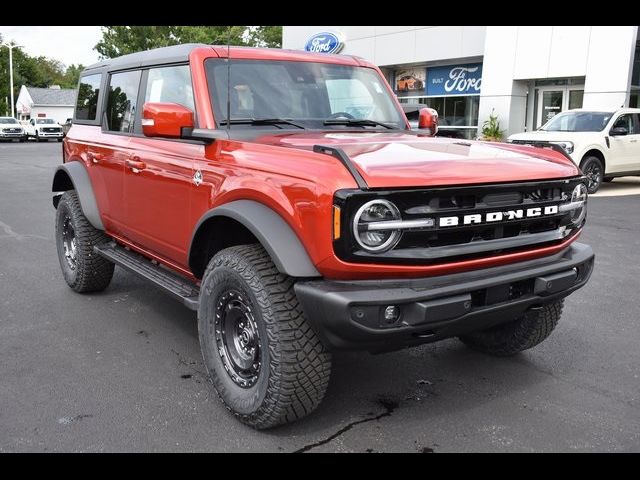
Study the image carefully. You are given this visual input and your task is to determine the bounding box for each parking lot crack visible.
[170,349,208,378]
[293,398,398,453]
[0,220,48,241]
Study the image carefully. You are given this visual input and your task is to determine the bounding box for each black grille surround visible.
[333,177,587,265]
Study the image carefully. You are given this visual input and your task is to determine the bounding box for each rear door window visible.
[106,70,142,133]
[75,74,101,121]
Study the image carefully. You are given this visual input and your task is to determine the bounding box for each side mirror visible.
[142,102,194,139]
[418,107,438,136]
[610,126,628,136]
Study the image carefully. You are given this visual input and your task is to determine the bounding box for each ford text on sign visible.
[304,32,344,54]
[427,63,482,96]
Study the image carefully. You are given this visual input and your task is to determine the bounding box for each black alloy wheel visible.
[215,289,262,388]
[581,156,603,194]
[61,213,78,271]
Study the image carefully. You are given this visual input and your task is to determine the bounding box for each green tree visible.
[247,26,283,48]
[61,64,85,88]
[0,32,8,115]
[94,26,283,59]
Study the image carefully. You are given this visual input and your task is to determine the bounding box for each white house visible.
[15,85,76,124]
[283,26,640,138]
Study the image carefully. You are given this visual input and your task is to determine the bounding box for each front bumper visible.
[295,242,594,352]
[0,132,25,138]
[37,131,64,137]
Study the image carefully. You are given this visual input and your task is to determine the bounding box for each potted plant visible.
[479,109,505,142]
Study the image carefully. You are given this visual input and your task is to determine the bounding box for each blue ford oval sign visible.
[304,32,344,54]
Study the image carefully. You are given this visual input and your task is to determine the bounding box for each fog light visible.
[384,305,400,323]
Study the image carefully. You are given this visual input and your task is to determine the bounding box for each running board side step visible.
[94,243,200,310]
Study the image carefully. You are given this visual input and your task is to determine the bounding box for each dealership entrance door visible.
[533,78,585,129]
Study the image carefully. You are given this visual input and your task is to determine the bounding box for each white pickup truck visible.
[24,118,64,142]
[508,108,640,193]
[0,117,27,142]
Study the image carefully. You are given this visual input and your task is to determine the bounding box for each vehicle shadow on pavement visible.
[257,340,557,449]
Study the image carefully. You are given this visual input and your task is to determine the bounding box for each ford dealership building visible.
[283,26,640,139]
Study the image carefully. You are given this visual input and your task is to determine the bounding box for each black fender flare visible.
[52,162,104,230]
[190,200,321,278]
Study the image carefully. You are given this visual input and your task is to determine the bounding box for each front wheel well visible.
[189,216,260,279]
[580,149,606,173]
[52,169,74,208]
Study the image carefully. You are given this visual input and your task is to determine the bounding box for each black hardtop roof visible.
[83,43,208,74]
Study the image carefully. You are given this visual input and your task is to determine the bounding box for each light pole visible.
[1,42,22,118]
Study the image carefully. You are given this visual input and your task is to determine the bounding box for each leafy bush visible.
[481,109,505,141]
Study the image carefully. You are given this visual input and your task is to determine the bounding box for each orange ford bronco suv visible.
[52,44,594,429]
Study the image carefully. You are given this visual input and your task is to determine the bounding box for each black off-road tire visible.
[580,156,604,193]
[55,190,114,293]
[198,244,332,429]
[458,300,564,357]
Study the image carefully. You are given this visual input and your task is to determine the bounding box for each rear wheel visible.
[580,156,604,193]
[55,190,114,292]
[458,300,564,357]
[198,244,331,429]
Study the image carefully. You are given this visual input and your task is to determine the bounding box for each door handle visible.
[126,157,146,172]
[87,151,103,164]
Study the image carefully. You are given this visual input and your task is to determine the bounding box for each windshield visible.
[36,119,56,124]
[0,118,18,124]
[205,59,406,129]
[541,111,613,132]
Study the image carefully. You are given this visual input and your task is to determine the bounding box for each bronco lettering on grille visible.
[439,205,559,227]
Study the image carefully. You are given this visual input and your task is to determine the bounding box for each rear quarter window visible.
[75,74,102,121]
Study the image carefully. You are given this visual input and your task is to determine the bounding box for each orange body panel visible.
[63,47,582,281]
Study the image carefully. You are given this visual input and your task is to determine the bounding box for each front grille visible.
[334,178,585,265]
[2,128,21,133]
[42,127,61,133]
[509,139,551,146]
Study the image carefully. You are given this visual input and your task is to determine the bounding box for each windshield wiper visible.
[323,118,395,129]
[219,118,306,129]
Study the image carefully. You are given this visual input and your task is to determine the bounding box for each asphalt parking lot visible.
[1,141,639,452]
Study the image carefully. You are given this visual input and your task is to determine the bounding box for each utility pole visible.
[1,42,22,118]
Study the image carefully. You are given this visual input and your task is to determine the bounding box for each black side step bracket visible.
[94,243,200,311]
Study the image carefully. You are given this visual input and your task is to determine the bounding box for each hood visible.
[252,131,580,189]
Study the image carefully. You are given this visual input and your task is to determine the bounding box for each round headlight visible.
[353,200,402,252]
[570,183,588,224]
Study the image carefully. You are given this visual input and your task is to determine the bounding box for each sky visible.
[0,26,103,67]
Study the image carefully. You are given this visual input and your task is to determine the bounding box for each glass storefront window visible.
[632,42,639,87]
[534,77,586,87]
[569,90,584,110]
[399,96,480,139]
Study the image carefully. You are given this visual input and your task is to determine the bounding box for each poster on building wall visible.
[427,63,482,96]
[394,68,427,94]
